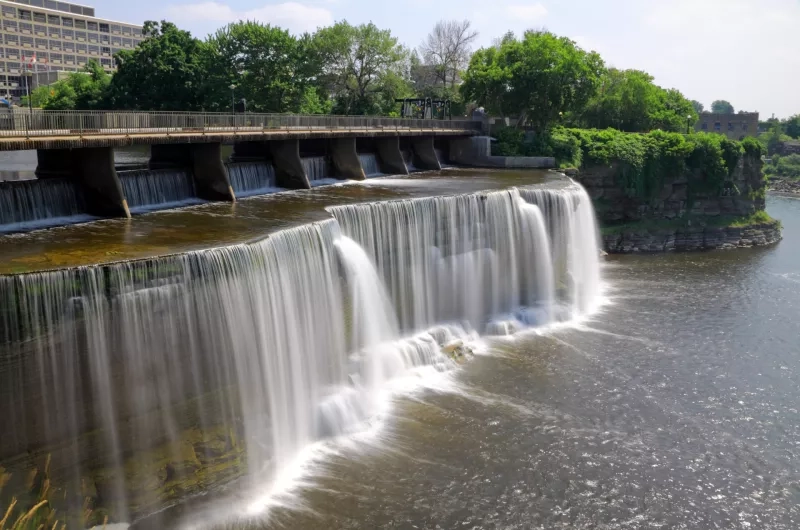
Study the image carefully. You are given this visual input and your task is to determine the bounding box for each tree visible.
[711,100,734,114]
[312,21,409,115]
[461,30,605,132]
[783,115,800,139]
[104,21,210,111]
[691,100,704,114]
[27,59,110,110]
[419,20,478,90]
[205,22,316,113]
[579,69,696,133]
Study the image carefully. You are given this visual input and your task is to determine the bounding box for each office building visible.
[0,0,143,101]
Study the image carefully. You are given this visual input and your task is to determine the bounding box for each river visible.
[150,195,799,529]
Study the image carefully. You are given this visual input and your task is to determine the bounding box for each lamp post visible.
[687,115,692,135]
[229,84,236,115]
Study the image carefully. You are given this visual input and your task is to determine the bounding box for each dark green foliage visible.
[765,154,800,179]
[711,100,734,114]
[461,31,605,132]
[500,127,757,200]
[27,60,110,110]
[580,69,697,133]
[104,21,211,111]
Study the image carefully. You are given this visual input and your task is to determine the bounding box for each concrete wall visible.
[36,147,130,218]
[375,137,409,175]
[269,139,311,189]
[150,143,235,201]
[330,138,365,180]
[410,136,441,170]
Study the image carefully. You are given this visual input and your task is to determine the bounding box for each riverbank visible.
[769,177,800,194]
[601,215,782,253]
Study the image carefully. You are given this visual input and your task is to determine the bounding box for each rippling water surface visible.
[158,195,800,530]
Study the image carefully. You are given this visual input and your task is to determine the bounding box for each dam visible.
[0,122,602,528]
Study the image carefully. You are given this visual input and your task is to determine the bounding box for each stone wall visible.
[603,223,782,253]
[571,154,781,253]
[574,154,766,225]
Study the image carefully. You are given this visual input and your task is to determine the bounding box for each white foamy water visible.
[0,177,91,232]
[0,180,601,526]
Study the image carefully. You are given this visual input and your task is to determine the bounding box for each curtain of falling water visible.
[226,162,279,195]
[0,183,601,524]
[0,178,88,231]
[357,154,383,177]
[118,169,199,211]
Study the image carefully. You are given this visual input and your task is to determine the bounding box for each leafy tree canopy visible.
[461,31,605,132]
[711,99,735,114]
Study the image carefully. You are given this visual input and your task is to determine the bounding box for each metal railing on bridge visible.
[0,110,482,138]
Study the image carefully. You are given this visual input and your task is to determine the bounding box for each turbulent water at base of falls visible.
[402,150,417,172]
[0,181,601,526]
[226,162,281,196]
[358,153,383,177]
[0,177,92,232]
[118,169,201,212]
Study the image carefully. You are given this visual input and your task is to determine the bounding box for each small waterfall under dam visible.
[0,180,601,527]
[0,177,93,233]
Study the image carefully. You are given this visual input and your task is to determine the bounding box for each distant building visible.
[0,0,144,102]
[695,112,759,140]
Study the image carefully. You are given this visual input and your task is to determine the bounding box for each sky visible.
[92,0,799,119]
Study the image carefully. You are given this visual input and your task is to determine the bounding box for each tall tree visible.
[28,59,110,110]
[691,100,704,114]
[104,21,210,111]
[312,21,409,115]
[710,99,734,114]
[783,115,800,139]
[419,20,478,90]
[461,30,605,132]
[205,22,317,113]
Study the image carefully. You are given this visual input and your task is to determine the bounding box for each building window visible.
[49,40,61,50]
[82,8,95,17]
[75,31,86,41]
[76,43,86,53]
[111,24,121,34]
[63,42,74,52]
[4,35,19,46]
[47,14,59,25]
[48,28,60,39]
[122,26,131,36]
[34,24,46,36]
[2,6,16,18]
[122,37,132,48]
[87,21,98,31]
[100,34,109,45]
[100,57,111,67]
[50,52,62,63]
[61,18,73,28]
[3,20,18,32]
[101,46,111,56]
[88,45,98,55]
[35,38,47,49]
[62,29,73,40]
[714,122,721,131]
[111,37,121,47]
[727,122,734,131]
[75,19,85,30]
[64,54,75,64]
[19,22,32,34]
[88,33,98,43]
[20,36,33,48]
[44,0,58,10]
[99,23,109,33]
[33,12,46,23]
[742,123,749,132]
[77,55,87,65]
[18,10,32,21]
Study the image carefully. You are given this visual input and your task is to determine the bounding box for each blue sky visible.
[93,0,799,118]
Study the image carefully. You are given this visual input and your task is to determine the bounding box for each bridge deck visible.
[0,127,476,151]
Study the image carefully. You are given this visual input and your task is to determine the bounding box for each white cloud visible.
[166,1,334,34]
[505,3,548,23]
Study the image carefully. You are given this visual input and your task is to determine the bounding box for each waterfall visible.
[0,181,601,525]
[302,156,337,186]
[0,177,91,232]
[226,162,281,197]
[358,153,383,178]
[118,169,200,212]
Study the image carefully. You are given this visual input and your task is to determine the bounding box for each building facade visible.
[0,0,143,101]
[695,112,759,140]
